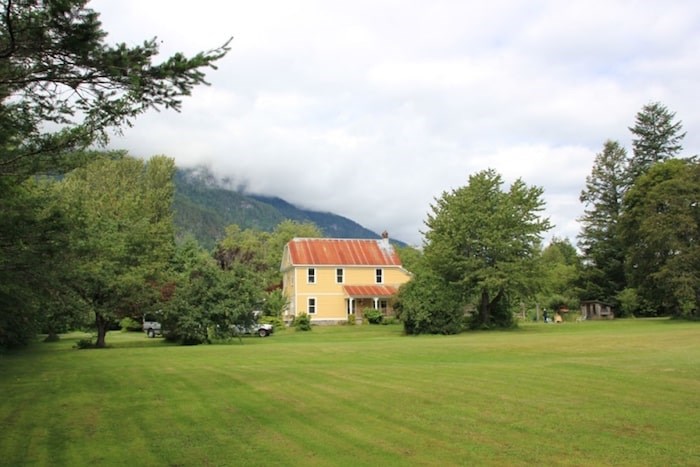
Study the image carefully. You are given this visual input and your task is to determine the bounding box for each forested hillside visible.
[173,167,399,249]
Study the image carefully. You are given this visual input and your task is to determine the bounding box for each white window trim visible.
[375,268,383,284]
[307,267,316,284]
[308,297,317,314]
[336,268,344,284]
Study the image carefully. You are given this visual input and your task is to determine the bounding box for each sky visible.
[92,0,700,246]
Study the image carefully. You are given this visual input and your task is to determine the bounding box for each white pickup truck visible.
[142,314,162,338]
[234,322,274,337]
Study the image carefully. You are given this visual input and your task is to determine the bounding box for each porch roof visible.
[343,285,398,298]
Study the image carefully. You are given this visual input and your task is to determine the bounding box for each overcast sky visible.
[92,0,700,246]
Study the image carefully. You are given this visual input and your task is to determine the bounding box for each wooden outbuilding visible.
[580,300,614,320]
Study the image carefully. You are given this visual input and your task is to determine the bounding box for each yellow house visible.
[281,233,411,324]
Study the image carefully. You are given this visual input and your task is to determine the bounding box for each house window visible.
[336,268,344,284]
[307,268,316,284]
[375,268,383,284]
[308,297,316,314]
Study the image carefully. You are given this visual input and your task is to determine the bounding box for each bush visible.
[294,313,312,331]
[260,316,285,330]
[381,317,399,325]
[363,308,383,324]
[347,314,356,325]
[395,271,464,335]
[119,317,142,332]
[74,338,95,349]
[616,288,639,318]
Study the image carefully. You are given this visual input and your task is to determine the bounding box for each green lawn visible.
[1,319,699,466]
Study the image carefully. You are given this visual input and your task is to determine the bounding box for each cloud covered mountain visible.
[174,167,404,249]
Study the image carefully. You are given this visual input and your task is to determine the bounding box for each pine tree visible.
[627,102,686,183]
[578,140,628,303]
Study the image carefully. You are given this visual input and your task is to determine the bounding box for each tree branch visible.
[0,0,16,59]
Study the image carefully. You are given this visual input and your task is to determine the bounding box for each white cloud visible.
[93,0,700,246]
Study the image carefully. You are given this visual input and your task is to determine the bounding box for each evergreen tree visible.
[0,0,230,179]
[578,140,628,303]
[620,158,700,318]
[627,102,686,183]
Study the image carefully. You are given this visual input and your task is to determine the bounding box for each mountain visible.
[173,167,402,249]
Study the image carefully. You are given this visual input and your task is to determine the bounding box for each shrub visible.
[347,314,356,326]
[363,308,383,324]
[616,288,639,318]
[119,317,142,332]
[260,316,285,330]
[74,338,95,349]
[395,271,464,335]
[294,313,312,331]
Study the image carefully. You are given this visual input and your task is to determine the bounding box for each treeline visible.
[395,102,699,334]
[1,149,323,348]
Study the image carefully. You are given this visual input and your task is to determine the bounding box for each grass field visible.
[1,319,699,466]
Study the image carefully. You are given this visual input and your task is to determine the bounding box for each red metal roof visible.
[286,238,403,266]
[343,285,398,297]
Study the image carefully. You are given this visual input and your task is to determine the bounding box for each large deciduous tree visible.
[578,140,628,303]
[421,169,551,329]
[214,220,322,289]
[627,102,686,184]
[57,155,176,347]
[620,158,699,318]
[162,239,263,345]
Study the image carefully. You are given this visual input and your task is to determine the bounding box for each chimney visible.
[381,230,389,247]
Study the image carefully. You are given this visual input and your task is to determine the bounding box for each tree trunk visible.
[43,330,60,342]
[489,288,505,314]
[478,287,505,327]
[95,312,109,348]
[479,289,490,325]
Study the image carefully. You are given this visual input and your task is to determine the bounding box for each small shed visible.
[580,300,614,320]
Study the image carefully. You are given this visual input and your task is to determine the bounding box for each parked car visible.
[234,322,274,337]
[142,313,162,338]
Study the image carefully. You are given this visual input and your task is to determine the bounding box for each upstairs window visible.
[336,268,344,284]
[307,268,316,284]
[375,268,383,284]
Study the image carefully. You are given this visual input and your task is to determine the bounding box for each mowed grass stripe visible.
[1,320,698,466]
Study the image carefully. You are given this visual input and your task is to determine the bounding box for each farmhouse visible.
[280,233,411,324]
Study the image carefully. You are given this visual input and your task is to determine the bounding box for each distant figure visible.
[543,309,548,323]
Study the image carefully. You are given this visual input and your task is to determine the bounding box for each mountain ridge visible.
[173,167,405,249]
